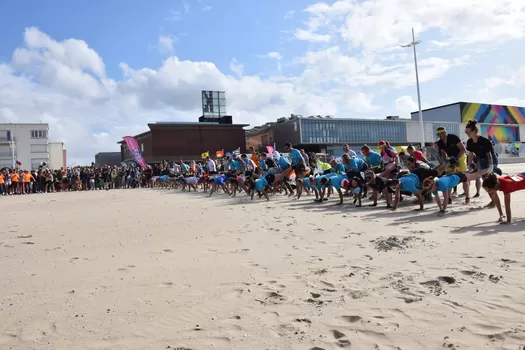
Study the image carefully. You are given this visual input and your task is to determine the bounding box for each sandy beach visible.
[1,165,525,350]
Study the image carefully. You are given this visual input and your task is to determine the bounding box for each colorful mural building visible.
[410,102,525,144]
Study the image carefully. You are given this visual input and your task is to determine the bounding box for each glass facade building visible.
[201,90,227,118]
[300,119,408,144]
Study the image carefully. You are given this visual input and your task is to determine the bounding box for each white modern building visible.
[48,142,66,169]
[0,123,66,169]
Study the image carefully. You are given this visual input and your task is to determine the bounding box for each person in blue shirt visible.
[330,160,345,174]
[180,161,190,174]
[244,174,274,200]
[422,174,468,214]
[392,173,424,211]
[284,142,307,197]
[361,145,383,171]
[299,175,318,200]
[319,173,348,204]
[259,158,267,172]
[342,154,367,173]
[208,174,230,197]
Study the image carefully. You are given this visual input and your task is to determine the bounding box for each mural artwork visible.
[461,103,525,124]
[480,125,519,143]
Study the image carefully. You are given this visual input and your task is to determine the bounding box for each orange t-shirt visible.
[23,173,32,182]
[11,173,19,182]
[0,174,4,185]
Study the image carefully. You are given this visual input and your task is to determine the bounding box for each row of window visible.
[300,119,408,144]
[0,129,48,140]
[31,130,48,139]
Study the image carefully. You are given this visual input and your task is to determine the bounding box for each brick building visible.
[118,122,248,164]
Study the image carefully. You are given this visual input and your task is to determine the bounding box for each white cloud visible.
[395,95,418,115]
[202,5,212,11]
[284,10,295,19]
[229,58,244,77]
[299,0,525,52]
[158,35,176,54]
[267,52,282,60]
[294,29,331,42]
[485,65,525,87]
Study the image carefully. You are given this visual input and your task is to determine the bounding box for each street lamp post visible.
[8,134,16,169]
[401,28,425,149]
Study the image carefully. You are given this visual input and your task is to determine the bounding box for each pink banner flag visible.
[266,145,274,154]
[123,136,147,168]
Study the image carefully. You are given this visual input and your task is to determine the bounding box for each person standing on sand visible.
[433,126,467,195]
[464,119,495,205]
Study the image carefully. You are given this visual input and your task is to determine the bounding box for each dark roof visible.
[150,122,249,127]
[117,130,151,144]
[117,121,249,144]
[410,102,461,114]
[95,152,121,155]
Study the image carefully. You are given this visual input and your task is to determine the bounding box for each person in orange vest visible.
[10,169,19,195]
[0,170,5,195]
[249,146,260,168]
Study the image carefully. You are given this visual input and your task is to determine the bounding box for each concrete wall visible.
[95,152,122,167]
[48,142,65,169]
[0,123,49,169]
[411,103,461,123]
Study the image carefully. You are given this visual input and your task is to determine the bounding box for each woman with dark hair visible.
[465,120,495,199]
[482,172,525,224]
[406,144,430,164]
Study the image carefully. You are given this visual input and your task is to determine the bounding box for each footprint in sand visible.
[331,330,351,347]
[17,235,32,239]
[163,249,173,253]
[341,315,362,323]
[21,241,35,245]
[118,265,135,272]
[293,318,312,324]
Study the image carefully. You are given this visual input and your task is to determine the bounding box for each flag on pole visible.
[122,136,147,169]
[201,151,209,159]
[216,149,224,158]
[266,145,274,154]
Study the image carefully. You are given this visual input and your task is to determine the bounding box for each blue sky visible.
[0,0,315,78]
[0,0,524,164]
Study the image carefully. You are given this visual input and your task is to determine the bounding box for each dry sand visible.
[1,165,525,350]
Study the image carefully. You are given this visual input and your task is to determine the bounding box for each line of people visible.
[155,121,525,225]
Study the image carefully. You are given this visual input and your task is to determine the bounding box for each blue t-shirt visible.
[181,163,190,172]
[278,157,290,170]
[333,163,345,174]
[346,158,365,171]
[399,173,421,194]
[304,177,315,190]
[288,149,303,166]
[231,159,243,171]
[161,175,169,182]
[215,175,227,185]
[255,177,268,191]
[259,159,267,170]
[365,151,382,167]
[433,174,460,195]
[329,174,348,190]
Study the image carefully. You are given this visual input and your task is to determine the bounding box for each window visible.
[31,144,48,153]
[0,145,11,158]
[141,143,144,152]
[300,119,408,144]
[31,158,48,170]
[0,130,11,141]
[31,130,48,139]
